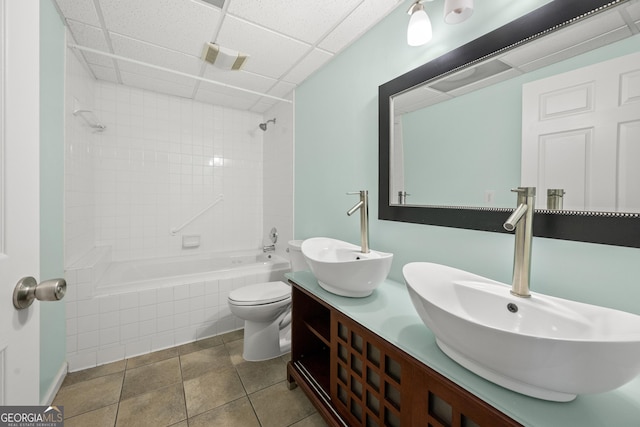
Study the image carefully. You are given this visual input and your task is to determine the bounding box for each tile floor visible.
[53,330,328,427]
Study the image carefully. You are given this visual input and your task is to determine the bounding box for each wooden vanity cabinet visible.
[287,282,522,427]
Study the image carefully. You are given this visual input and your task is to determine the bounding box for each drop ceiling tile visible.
[57,0,405,112]
[268,81,296,100]
[515,27,632,73]
[447,68,522,97]
[227,0,361,44]
[500,11,627,68]
[319,0,402,53]
[67,20,113,67]
[116,61,197,87]
[89,63,119,83]
[55,0,101,27]
[195,85,262,110]
[110,33,204,75]
[202,67,278,94]
[250,99,280,114]
[283,48,333,85]
[120,70,195,99]
[393,87,451,115]
[98,0,221,57]
[626,1,640,22]
[216,16,311,79]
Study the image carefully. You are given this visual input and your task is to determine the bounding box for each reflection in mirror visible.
[389,0,640,212]
[379,0,640,248]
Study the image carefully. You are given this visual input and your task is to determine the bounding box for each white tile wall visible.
[91,81,265,261]
[263,100,295,258]
[65,55,270,263]
[65,46,98,265]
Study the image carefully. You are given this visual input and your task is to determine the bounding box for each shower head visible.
[259,118,276,131]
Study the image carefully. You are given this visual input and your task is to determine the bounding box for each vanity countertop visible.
[286,271,640,427]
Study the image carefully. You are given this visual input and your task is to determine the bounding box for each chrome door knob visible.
[13,277,66,310]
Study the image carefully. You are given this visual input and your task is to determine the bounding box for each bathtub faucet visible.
[346,190,370,253]
[503,187,536,298]
[263,244,275,253]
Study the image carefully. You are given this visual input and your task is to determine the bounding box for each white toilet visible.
[227,240,309,361]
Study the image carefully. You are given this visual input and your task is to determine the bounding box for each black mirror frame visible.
[379,0,640,248]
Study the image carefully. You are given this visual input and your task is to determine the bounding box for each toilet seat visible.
[228,281,290,306]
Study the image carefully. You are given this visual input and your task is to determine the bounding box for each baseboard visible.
[41,361,68,405]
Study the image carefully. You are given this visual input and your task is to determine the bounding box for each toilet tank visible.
[288,240,309,272]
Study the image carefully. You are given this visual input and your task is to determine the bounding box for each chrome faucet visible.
[346,190,370,253]
[503,187,536,298]
[262,244,275,253]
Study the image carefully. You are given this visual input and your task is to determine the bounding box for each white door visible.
[521,51,640,212]
[0,0,41,404]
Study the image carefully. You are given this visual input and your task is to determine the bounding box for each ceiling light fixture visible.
[407,0,433,47]
[444,0,474,24]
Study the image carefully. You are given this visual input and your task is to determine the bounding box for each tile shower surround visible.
[65,57,265,264]
[94,81,263,261]
[65,48,96,265]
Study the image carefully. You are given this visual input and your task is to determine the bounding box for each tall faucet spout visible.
[503,203,527,231]
[505,187,536,298]
[346,191,370,253]
[347,201,364,217]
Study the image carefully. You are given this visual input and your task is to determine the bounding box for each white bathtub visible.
[94,251,289,295]
[64,248,291,371]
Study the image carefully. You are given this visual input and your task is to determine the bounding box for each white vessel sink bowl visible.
[403,262,640,402]
[301,237,393,298]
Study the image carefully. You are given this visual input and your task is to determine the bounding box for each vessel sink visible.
[301,237,393,297]
[403,262,640,402]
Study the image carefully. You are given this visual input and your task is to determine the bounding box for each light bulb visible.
[407,4,432,47]
[444,0,474,25]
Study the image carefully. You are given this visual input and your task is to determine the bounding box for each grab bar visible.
[170,194,223,236]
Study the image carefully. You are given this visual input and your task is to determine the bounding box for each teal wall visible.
[40,0,66,402]
[295,0,640,318]
[402,35,640,208]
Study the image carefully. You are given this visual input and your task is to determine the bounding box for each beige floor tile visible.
[116,383,186,427]
[53,372,123,418]
[290,412,330,427]
[63,403,117,427]
[53,329,328,427]
[235,356,288,394]
[176,335,223,355]
[221,329,244,343]
[183,367,246,418]
[250,381,316,427]
[188,397,260,427]
[179,345,232,381]
[63,360,126,387]
[121,357,181,400]
[126,347,178,369]
[225,339,244,365]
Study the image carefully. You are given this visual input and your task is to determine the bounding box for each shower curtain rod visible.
[68,44,293,104]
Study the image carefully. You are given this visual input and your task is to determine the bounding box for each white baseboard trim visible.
[41,362,68,405]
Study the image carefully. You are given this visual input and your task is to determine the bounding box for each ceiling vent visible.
[201,43,248,71]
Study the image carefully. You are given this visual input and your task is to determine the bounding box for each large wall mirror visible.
[379,0,640,248]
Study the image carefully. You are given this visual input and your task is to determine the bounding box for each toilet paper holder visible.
[13,276,66,310]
